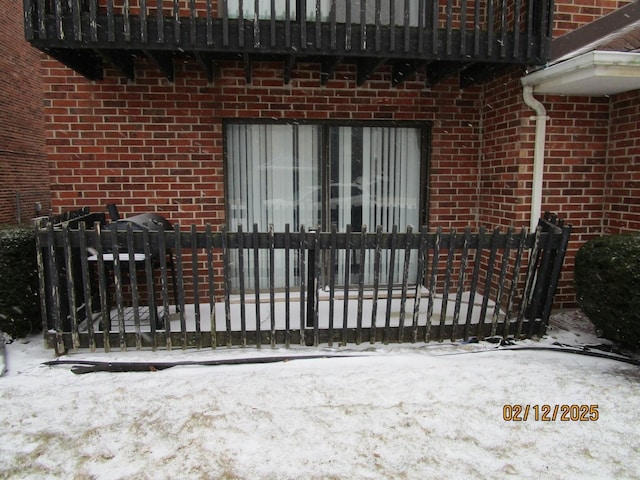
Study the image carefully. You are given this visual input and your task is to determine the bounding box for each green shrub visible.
[0,227,41,338]
[574,234,640,350]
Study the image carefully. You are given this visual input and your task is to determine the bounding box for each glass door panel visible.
[226,123,321,289]
[328,125,421,286]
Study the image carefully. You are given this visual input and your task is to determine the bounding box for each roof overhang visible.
[521,50,640,96]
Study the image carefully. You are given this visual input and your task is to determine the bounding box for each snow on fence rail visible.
[36,212,571,354]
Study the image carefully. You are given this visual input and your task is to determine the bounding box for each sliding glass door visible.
[225,121,427,289]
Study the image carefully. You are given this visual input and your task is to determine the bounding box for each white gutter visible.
[522,85,549,232]
[522,51,640,96]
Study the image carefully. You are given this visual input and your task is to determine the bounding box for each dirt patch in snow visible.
[548,309,597,336]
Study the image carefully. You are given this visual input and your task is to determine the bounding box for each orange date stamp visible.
[503,404,599,422]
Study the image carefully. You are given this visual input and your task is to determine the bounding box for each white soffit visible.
[521,50,640,96]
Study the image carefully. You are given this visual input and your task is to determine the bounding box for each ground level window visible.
[224,120,429,289]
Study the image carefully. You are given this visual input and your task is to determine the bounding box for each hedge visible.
[574,234,640,350]
[0,227,41,338]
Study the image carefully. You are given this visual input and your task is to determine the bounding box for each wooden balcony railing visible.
[24,0,554,86]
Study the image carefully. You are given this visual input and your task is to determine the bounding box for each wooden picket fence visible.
[36,212,571,354]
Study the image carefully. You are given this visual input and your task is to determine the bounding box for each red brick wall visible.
[0,0,48,225]
[479,68,533,230]
[605,90,640,233]
[474,0,638,309]
[552,0,633,36]
[43,58,482,231]
[536,95,610,306]
[479,77,612,308]
[478,0,635,236]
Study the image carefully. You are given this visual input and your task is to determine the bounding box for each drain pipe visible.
[522,85,549,231]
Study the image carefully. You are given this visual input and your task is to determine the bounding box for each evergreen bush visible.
[0,227,41,338]
[575,234,640,350]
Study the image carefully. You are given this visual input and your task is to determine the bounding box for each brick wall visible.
[605,89,640,233]
[552,0,633,36]
[43,58,483,231]
[0,0,48,225]
[479,76,614,308]
[479,68,534,230]
[474,0,639,309]
[535,94,610,306]
[479,78,640,309]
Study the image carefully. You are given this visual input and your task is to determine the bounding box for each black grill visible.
[105,211,179,323]
[109,213,173,233]
[106,212,174,262]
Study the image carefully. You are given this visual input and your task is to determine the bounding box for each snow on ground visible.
[1,311,639,480]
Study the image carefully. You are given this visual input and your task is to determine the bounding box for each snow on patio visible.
[82,289,505,333]
[1,311,639,479]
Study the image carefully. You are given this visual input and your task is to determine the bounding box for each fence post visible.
[35,227,49,343]
[45,223,65,355]
[305,229,317,334]
[524,212,572,336]
[539,222,572,332]
[517,225,542,338]
[299,225,307,346]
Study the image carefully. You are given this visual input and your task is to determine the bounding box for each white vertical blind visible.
[329,126,420,284]
[227,123,321,231]
[226,123,321,288]
[226,122,422,289]
[226,0,423,26]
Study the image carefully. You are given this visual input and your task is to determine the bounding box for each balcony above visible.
[24,0,554,87]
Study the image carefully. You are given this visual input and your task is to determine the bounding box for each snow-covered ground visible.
[1,311,639,479]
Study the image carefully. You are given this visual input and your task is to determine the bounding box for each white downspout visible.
[522,85,549,231]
